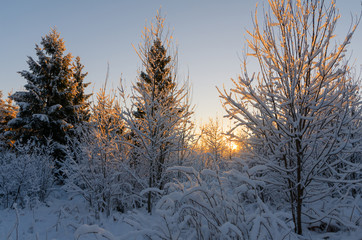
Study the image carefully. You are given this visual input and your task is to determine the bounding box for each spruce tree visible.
[121,12,193,213]
[130,37,176,171]
[137,38,176,185]
[8,29,89,160]
[71,57,91,124]
[0,91,17,150]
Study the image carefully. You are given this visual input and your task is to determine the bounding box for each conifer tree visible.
[64,86,129,217]
[121,12,193,213]
[8,29,89,161]
[71,57,91,124]
[200,118,227,166]
[0,91,17,149]
[91,87,124,140]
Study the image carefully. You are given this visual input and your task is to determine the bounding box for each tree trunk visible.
[296,139,303,235]
[148,167,153,213]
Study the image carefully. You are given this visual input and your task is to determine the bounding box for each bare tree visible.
[219,0,361,235]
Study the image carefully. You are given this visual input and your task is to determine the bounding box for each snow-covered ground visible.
[0,187,136,240]
[1,186,361,240]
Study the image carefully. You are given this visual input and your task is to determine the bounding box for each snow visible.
[48,104,62,114]
[0,170,361,240]
[140,187,164,196]
[1,2,361,239]
[33,114,49,122]
[74,224,116,240]
[17,102,30,110]
[7,118,23,126]
[0,188,134,240]
[246,165,267,175]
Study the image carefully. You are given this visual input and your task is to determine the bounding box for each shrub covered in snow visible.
[63,86,145,217]
[125,165,297,240]
[63,127,144,218]
[0,141,54,208]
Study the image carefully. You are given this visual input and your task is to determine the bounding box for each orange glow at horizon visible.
[230,142,238,151]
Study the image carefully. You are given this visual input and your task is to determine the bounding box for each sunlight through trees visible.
[0,1,361,239]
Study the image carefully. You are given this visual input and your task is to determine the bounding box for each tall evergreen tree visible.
[8,29,90,160]
[0,91,17,150]
[129,34,176,172]
[71,57,91,124]
[121,12,193,213]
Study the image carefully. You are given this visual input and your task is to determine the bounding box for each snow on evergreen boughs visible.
[120,11,193,213]
[0,91,17,149]
[8,29,90,160]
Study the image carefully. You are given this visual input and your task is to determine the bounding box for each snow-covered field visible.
[1,186,361,240]
[0,188,136,240]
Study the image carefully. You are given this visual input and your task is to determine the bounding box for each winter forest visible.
[0,0,361,239]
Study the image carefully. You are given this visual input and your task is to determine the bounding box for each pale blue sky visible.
[1,0,361,124]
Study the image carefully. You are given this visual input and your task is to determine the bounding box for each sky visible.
[1,0,361,125]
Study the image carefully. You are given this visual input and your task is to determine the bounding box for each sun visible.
[230,142,238,151]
